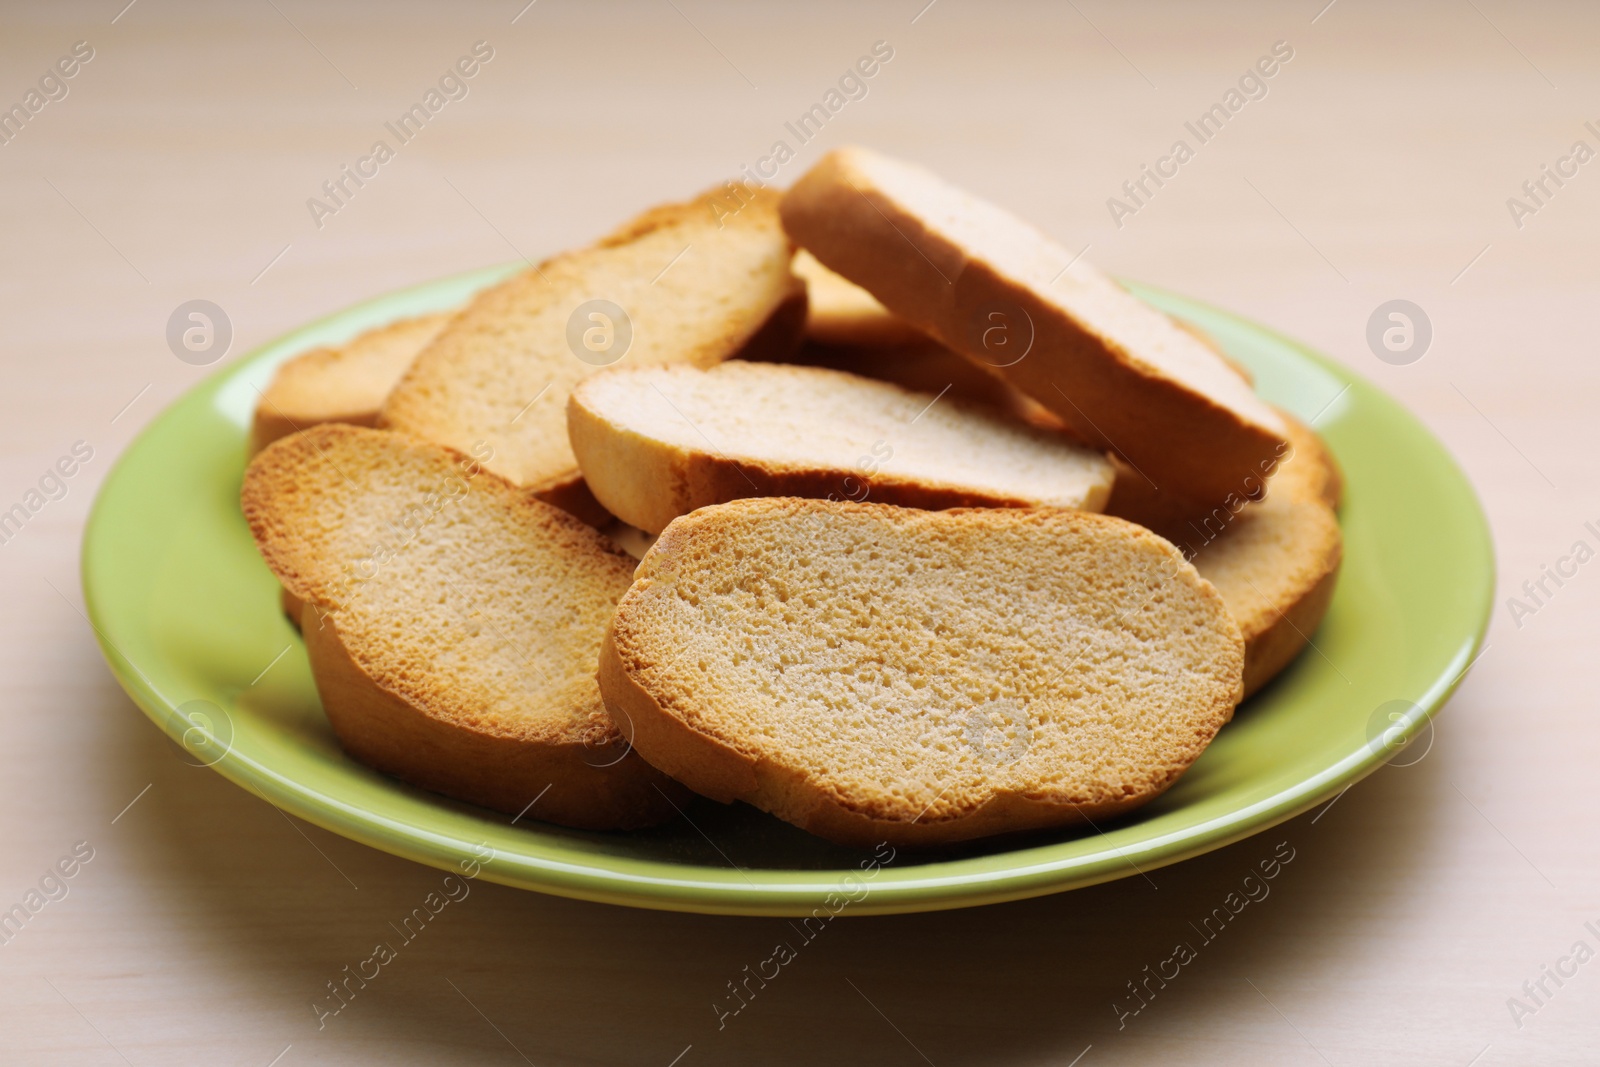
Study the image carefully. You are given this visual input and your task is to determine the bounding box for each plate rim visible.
[81,267,1496,916]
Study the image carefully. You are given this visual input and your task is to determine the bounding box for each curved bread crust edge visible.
[248,313,455,458]
[602,621,1183,849]
[377,187,809,498]
[568,385,1110,535]
[241,425,689,830]
[1189,497,1343,699]
[1104,407,1341,551]
[250,403,379,459]
[598,502,1243,847]
[779,151,1286,510]
[1278,412,1344,510]
[305,604,687,830]
[1240,557,1342,698]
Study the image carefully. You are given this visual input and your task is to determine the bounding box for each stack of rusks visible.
[243,147,1342,848]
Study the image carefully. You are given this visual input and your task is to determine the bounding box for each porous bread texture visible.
[254,312,457,624]
[249,312,453,456]
[1107,411,1343,698]
[567,362,1116,534]
[599,498,1244,847]
[380,183,807,517]
[241,424,685,829]
[1191,497,1342,698]
[779,147,1287,510]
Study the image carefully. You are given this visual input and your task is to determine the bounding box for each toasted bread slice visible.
[1105,410,1342,696]
[780,147,1287,509]
[380,185,806,522]
[786,254,1251,435]
[780,338,1031,417]
[568,362,1116,534]
[255,314,457,626]
[1266,412,1343,510]
[599,499,1243,847]
[241,424,685,829]
[1107,409,1340,552]
[1173,319,1253,386]
[780,250,1041,417]
[249,313,453,457]
[1191,498,1342,698]
[794,249,1255,400]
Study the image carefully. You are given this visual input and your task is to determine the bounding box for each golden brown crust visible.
[1238,556,1341,697]
[1107,407,1340,551]
[770,337,1024,409]
[531,473,614,529]
[784,248,1036,413]
[242,424,686,830]
[788,249,1104,432]
[1104,405,1343,698]
[727,283,810,366]
[780,148,1287,512]
[249,401,378,460]
[1188,497,1343,699]
[597,629,761,805]
[379,183,806,499]
[1269,411,1343,510]
[574,434,1099,538]
[280,585,304,629]
[600,499,1243,847]
[1173,318,1253,386]
[306,607,685,829]
[567,363,1113,534]
[248,313,453,457]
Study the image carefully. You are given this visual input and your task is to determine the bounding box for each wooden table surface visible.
[3,1,1596,1063]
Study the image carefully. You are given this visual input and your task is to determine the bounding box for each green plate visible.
[82,266,1494,916]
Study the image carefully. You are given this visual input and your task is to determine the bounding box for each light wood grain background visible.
[2,1,1596,1063]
